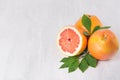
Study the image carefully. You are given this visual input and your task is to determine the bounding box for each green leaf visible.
[60,57,77,69]
[68,60,79,73]
[60,63,69,68]
[60,56,78,62]
[79,58,88,72]
[92,26,111,33]
[85,54,98,67]
[82,14,91,32]
[83,31,90,37]
[60,56,79,73]
[60,57,70,62]
[100,26,111,29]
[92,26,100,33]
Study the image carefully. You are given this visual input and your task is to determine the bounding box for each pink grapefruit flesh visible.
[57,25,87,56]
[59,28,80,53]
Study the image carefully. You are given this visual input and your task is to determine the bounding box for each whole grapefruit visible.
[75,14,102,34]
[88,29,119,60]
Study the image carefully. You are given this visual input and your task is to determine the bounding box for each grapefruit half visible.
[57,25,87,56]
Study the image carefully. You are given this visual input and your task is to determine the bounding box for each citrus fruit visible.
[88,29,119,60]
[57,25,87,56]
[75,14,102,34]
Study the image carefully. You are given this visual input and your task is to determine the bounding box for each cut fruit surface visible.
[57,25,87,56]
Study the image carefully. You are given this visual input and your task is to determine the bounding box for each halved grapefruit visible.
[57,25,87,56]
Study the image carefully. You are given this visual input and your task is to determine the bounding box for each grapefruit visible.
[57,25,87,56]
[75,14,102,34]
[88,29,119,60]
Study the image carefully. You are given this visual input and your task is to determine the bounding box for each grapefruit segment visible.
[57,25,87,56]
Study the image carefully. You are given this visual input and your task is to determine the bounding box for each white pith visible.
[57,25,83,56]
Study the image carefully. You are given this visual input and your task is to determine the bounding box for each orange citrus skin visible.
[74,27,87,54]
[75,14,102,34]
[88,29,119,60]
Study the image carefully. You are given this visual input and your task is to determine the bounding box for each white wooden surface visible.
[0,0,120,80]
